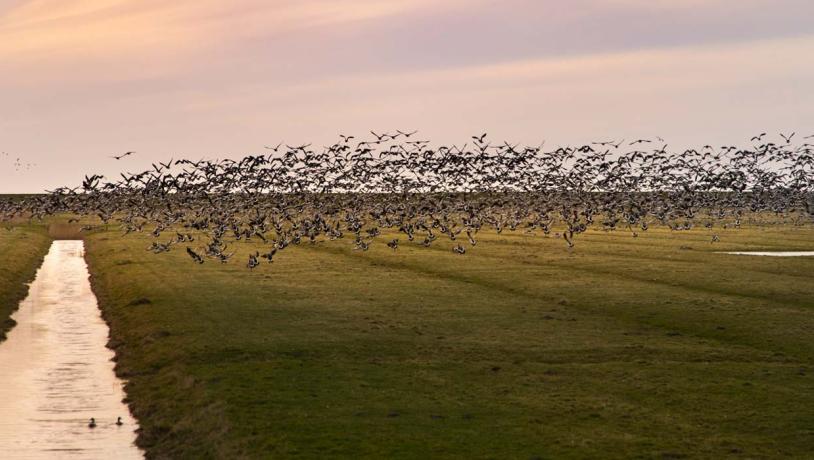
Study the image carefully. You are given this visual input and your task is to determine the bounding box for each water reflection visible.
[0,241,142,459]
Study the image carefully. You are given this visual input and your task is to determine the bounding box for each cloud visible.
[2,0,813,86]
[1,1,813,192]
[0,0,467,62]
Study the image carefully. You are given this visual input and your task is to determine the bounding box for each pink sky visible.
[1,0,813,192]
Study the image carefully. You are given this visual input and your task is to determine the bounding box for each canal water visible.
[0,240,143,458]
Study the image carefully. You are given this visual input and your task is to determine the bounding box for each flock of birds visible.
[1,151,35,172]
[1,132,813,270]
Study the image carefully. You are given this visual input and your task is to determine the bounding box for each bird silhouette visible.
[1,131,811,270]
[112,151,136,160]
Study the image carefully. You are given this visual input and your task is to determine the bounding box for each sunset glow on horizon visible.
[2,0,813,192]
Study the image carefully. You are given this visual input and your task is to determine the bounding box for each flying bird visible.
[112,151,136,160]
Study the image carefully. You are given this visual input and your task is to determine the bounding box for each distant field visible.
[73,224,814,458]
[0,224,52,342]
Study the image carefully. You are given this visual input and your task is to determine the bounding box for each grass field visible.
[71,224,814,459]
[0,224,52,342]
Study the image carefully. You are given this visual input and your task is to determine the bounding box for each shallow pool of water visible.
[720,251,814,257]
[0,240,143,458]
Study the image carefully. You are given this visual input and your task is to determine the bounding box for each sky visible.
[1,0,813,192]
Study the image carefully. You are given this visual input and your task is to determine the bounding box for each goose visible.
[5,131,813,264]
[386,239,399,251]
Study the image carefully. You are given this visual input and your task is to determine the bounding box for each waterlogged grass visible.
[0,224,52,342]
[80,225,814,459]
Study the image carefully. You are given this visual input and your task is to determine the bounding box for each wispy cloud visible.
[0,0,467,63]
[1,1,813,192]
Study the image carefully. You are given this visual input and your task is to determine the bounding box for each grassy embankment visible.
[0,223,53,342]
[81,224,814,459]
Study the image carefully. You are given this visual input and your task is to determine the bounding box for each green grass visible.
[70,225,814,458]
[1,218,811,458]
[0,224,52,342]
